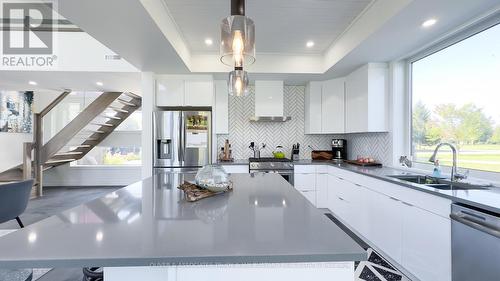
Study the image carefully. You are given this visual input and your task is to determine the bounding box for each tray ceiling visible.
[162,0,372,54]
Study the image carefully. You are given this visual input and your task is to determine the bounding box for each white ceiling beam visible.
[139,0,192,69]
[322,0,413,72]
[190,53,324,74]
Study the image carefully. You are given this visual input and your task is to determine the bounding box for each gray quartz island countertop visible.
[0,173,366,268]
[294,160,500,214]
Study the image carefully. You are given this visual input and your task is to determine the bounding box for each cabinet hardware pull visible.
[401,201,413,207]
[389,196,399,201]
[354,183,362,187]
[338,196,344,201]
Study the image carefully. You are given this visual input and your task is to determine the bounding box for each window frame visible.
[405,12,500,180]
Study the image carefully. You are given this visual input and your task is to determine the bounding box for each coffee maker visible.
[332,139,347,162]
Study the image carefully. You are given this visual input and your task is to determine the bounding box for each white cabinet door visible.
[327,174,339,213]
[221,165,248,174]
[402,203,451,281]
[321,78,345,133]
[366,190,402,263]
[343,181,369,238]
[345,63,388,133]
[345,66,367,133]
[255,81,284,116]
[214,80,229,134]
[300,190,317,206]
[294,174,316,191]
[327,175,350,220]
[156,79,184,107]
[305,82,322,134]
[316,173,328,208]
[184,81,213,106]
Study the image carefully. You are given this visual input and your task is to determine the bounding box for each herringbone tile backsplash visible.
[216,86,392,165]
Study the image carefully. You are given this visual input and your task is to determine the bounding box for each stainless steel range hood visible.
[249,116,291,122]
[250,80,291,122]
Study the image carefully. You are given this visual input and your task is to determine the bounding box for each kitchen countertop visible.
[0,173,366,268]
[294,160,500,214]
[216,159,249,165]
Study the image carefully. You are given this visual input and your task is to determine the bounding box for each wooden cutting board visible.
[344,160,383,167]
[178,181,232,202]
[311,150,333,160]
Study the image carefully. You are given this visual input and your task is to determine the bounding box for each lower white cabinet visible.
[401,202,451,281]
[315,173,328,208]
[294,165,329,208]
[300,190,317,206]
[221,165,249,174]
[365,190,402,262]
[294,173,316,191]
[326,166,451,281]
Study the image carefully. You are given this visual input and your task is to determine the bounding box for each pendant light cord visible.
[231,0,245,16]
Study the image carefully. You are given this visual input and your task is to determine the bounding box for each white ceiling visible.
[0,71,142,94]
[163,0,372,54]
[52,0,500,81]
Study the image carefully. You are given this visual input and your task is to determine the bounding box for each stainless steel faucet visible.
[399,156,413,168]
[429,143,467,182]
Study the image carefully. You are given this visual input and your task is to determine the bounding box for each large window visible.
[411,23,500,173]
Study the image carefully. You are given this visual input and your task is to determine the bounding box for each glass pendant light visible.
[220,0,255,67]
[228,68,249,97]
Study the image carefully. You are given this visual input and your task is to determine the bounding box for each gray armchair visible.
[0,179,34,228]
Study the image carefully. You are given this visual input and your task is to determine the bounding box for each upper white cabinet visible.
[184,81,213,106]
[305,79,345,134]
[322,78,345,134]
[255,81,284,116]
[345,63,388,133]
[214,80,229,134]
[156,79,184,107]
[156,78,213,107]
[304,82,322,134]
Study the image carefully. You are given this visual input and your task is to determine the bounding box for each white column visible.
[388,60,408,167]
[141,72,154,178]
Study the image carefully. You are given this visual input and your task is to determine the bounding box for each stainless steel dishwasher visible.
[450,204,500,281]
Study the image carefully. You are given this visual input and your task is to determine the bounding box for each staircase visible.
[0,91,142,196]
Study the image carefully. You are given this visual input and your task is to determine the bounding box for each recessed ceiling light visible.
[28,81,37,86]
[204,38,213,46]
[306,41,315,48]
[96,82,104,86]
[422,18,437,28]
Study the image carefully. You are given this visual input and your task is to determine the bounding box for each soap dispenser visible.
[432,159,442,178]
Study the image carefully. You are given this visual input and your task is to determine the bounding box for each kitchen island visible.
[0,172,366,281]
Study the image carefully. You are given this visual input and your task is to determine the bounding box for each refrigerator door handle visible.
[180,112,186,163]
[178,113,183,162]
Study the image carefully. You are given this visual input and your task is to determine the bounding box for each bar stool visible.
[83,267,103,281]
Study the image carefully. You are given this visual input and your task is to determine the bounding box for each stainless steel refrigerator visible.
[153,110,212,173]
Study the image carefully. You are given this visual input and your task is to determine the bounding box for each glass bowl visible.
[195,165,231,192]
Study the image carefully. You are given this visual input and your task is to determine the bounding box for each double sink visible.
[387,174,490,191]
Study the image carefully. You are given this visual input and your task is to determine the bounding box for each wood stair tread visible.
[123,92,141,99]
[109,106,129,113]
[91,122,114,127]
[54,151,84,156]
[45,158,76,164]
[100,115,121,120]
[116,98,136,107]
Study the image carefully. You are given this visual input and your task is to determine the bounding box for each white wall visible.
[0,90,59,172]
[141,72,154,179]
[0,133,32,172]
[43,165,141,186]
